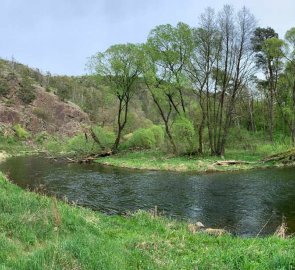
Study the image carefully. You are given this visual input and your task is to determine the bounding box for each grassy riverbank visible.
[95,150,275,173]
[1,172,294,269]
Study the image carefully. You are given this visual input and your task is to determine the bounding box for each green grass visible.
[0,138,35,157]
[0,172,295,269]
[95,150,273,173]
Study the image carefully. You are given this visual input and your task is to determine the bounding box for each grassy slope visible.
[0,172,294,269]
[95,150,272,173]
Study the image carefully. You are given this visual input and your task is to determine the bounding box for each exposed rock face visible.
[0,86,90,137]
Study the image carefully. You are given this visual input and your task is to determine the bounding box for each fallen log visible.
[213,160,252,166]
[78,150,113,164]
[262,148,295,163]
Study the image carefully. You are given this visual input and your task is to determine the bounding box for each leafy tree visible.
[143,23,193,153]
[275,28,295,144]
[252,27,284,141]
[88,44,143,151]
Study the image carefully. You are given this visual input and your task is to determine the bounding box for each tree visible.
[88,44,143,151]
[251,27,284,141]
[186,6,256,156]
[143,23,193,153]
[275,28,295,144]
[185,7,220,154]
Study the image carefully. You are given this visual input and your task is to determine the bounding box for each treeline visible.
[87,5,295,156]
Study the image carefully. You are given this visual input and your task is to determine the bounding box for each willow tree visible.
[143,23,193,153]
[88,44,143,151]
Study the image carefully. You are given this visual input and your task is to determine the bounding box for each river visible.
[1,155,295,236]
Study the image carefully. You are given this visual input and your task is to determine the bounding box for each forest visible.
[52,5,295,158]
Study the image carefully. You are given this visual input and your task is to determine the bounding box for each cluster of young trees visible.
[88,5,295,156]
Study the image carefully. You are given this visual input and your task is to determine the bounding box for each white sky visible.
[1,0,294,75]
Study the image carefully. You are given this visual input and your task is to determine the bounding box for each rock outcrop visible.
[0,87,90,136]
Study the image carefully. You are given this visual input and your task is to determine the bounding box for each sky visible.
[1,0,295,76]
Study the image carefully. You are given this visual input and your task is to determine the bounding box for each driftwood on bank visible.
[213,160,252,166]
[77,151,113,164]
[262,148,295,164]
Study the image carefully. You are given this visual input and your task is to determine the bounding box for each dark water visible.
[1,155,295,236]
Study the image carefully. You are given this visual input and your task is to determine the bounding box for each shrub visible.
[149,125,164,147]
[66,134,97,154]
[0,78,9,97]
[13,124,30,140]
[45,139,64,153]
[35,131,49,144]
[226,127,257,151]
[65,127,116,155]
[172,117,196,154]
[91,126,116,149]
[33,108,50,121]
[17,76,36,104]
[126,128,156,150]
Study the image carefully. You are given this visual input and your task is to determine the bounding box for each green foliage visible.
[44,138,64,153]
[13,124,30,140]
[285,27,295,47]
[56,81,71,101]
[91,126,116,148]
[226,127,257,151]
[126,128,156,150]
[32,108,50,121]
[0,77,9,96]
[65,127,116,155]
[172,117,195,153]
[17,75,36,104]
[124,125,164,150]
[35,131,49,144]
[66,133,98,154]
[149,125,164,147]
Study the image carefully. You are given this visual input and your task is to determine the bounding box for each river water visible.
[1,155,295,236]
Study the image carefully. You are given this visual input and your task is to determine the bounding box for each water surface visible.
[1,155,295,236]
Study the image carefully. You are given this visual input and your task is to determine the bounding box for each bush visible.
[44,139,64,153]
[66,133,97,154]
[149,125,164,147]
[17,76,36,104]
[0,78,9,97]
[35,131,49,144]
[33,108,50,121]
[91,126,116,149]
[65,127,116,155]
[13,124,30,140]
[226,127,257,151]
[172,117,196,154]
[126,128,156,150]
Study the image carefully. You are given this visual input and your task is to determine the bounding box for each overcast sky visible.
[1,0,295,75]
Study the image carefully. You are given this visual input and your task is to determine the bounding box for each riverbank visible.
[0,172,294,269]
[95,150,277,173]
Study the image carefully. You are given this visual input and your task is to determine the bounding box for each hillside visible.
[0,59,90,137]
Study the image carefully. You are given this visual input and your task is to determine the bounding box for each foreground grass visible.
[0,172,294,269]
[95,150,273,173]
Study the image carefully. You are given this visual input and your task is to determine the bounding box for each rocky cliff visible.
[0,59,90,136]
